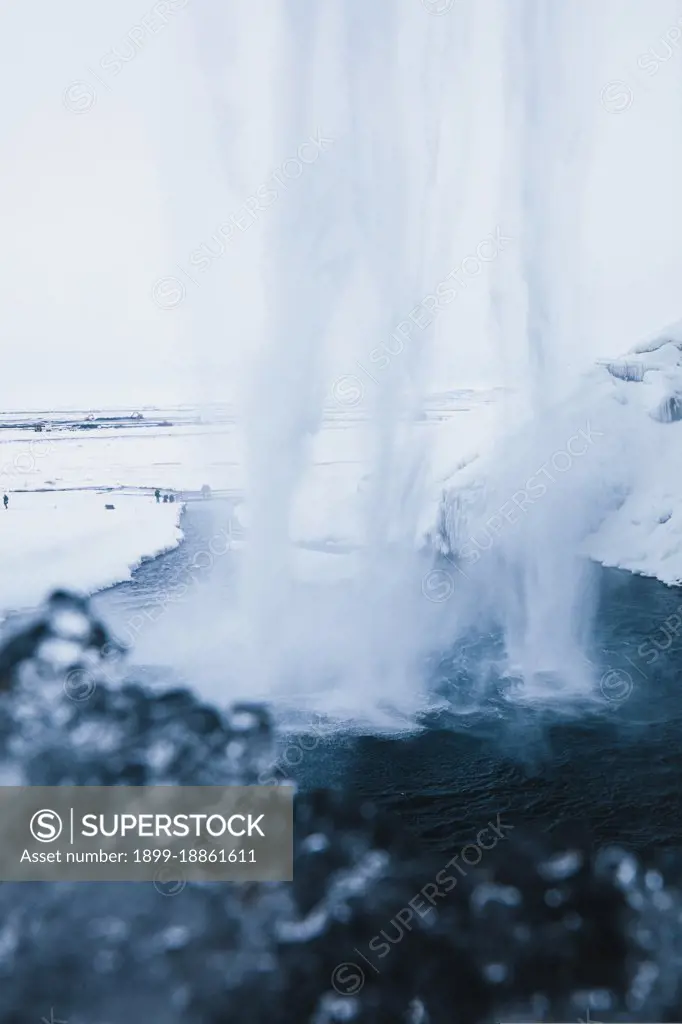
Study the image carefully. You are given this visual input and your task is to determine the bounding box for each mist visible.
[7,0,682,720]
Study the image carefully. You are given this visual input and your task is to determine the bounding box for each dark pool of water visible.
[282,566,682,853]
[95,503,682,856]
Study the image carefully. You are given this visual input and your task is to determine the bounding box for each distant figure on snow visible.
[154,488,160,503]
[3,494,8,510]
[162,494,168,503]
[169,494,175,503]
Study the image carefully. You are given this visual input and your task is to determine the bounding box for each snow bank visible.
[431,318,682,586]
[0,491,182,612]
[587,323,682,584]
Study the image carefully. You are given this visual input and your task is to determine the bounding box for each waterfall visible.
[488,0,604,691]
[178,0,682,711]
[186,0,486,710]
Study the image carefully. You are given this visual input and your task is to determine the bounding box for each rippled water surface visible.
[94,503,682,854]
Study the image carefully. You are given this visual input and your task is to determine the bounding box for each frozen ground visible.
[0,490,181,613]
[0,412,234,612]
[0,395,499,610]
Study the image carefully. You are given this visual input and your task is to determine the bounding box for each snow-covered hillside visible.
[428,319,682,587]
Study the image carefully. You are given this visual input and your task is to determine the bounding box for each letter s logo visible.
[30,809,63,843]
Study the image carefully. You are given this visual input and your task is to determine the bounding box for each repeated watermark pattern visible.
[257,713,327,787]
[421,421,604,603]
[598,665,634,704]
[40,1012,68,1024]
[577,1009,604,1024]
[420,0,457,15]
[597,599,682,705]
[331,227,512,408]
[153,864,187,896]
[63,0,190,114]
[600,80,634,114]
[0,435,57,490]
[152,131,335,309]
[63,668,98,704]
[62,517,238,703]
[331,813,514,995]
[600,12,682,114]
[457,422,603,568]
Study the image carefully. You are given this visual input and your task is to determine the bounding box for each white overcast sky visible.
[2,0,682,409]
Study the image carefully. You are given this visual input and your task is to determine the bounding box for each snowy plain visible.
[0,418,195,613]
[0,396,497,617]
[3,318,682,627]
[0,490,181,613]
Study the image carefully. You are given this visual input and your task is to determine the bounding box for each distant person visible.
[154,488,161,503]
[162,494,168,504]
[3,494,8,511]
[169,494,175,504]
